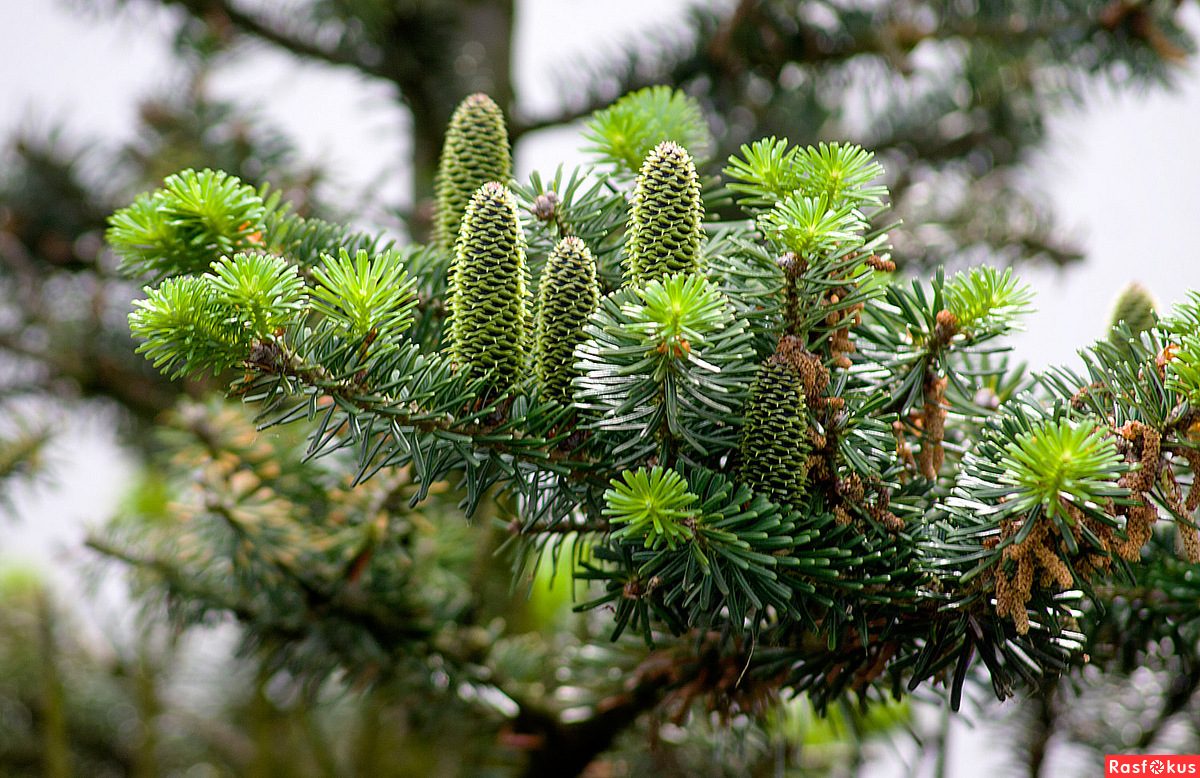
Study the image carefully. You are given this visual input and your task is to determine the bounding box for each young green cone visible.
[433,93,512,251]
[1108,282,1157,343]
[738,354,810,508]
[533,236,600,405]
[448,182,529,393]
[625,140,704,285]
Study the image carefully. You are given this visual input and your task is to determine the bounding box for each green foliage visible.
[725,139,885,211]
[628,273,727,363]
[310,248,417,342]
[533,236,599,405]
[433,93,512,251]
[943,266,1035,336]
[798,142,888,208]
[205,252,307,338]
[447,182,529,392]
[1166,333,1200,404]
[723,137,803,208]
[1163,290,1200,336]
[760,194,864,260]
[107,168,266,278]
[857,267,1030,418]
[106,87,1200,767]
[603,466,698,549]
[574,275,754,466]
[18,2,1200,768]
[583,86,710,177]
[738,355,809,508]
[727,140,889,301]
[128,275,245,377]
[999,417,1125,521]
[625,141,705,285]
[512,166,628,288]
[583,465,805,640]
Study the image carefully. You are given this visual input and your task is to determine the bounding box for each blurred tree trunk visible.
[402,0,515,236]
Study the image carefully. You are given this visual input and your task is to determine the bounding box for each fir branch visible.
[165,0,391,80]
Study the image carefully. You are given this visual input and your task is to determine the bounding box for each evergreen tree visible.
[92,90,1200,776]
[5,2,1200,773]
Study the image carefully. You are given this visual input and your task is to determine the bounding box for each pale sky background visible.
[2,1,1199,775]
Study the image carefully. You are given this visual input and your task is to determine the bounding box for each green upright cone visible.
[433,93,512,251]
[625,140,704,286]
[1108,282,1157,343]
[533,236,600,405]
[448,182,529,393]
[738,355,810,508]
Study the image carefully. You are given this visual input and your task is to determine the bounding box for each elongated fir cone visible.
[448,182,529,392]
[739,356,810,508]
[433,93,512,251]
[1108,282,1156,343]
[625,141,704,285]
[534,236,600,404]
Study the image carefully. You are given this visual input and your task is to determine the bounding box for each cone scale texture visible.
[448,182,529,393]
[534,236,600,405]
[434,93,512,251]
[625,141,704,285]
[739,356,810,508]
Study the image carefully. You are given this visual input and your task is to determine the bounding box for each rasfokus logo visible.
[1106,755,1200,775]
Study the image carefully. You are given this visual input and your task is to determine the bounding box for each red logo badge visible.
[1106,756,1200,776]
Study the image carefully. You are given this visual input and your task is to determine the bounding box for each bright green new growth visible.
[433,93,512,251]
[205,252,307,338]
[626,273,726,363]
[128,276,245,378]
[738,356,810,508]
[573,274,754,465]
[311,248,417,342]
[1167,334,1200,404]
[127,252,306,379]
[107,168,266,278]
[533,236,599,405]
[1108,282,1157,343]
[725,139,886,210]
[603,466,699,549]
[727,139,889,265]
[448,182,529,392]
[583,86,711,177]
[999,418,1124,522]
[625,141,704,285]
[761,194,864,260]
[943,266,1035,336]
[1163,290,1200,336]
[1161,294,1200,401]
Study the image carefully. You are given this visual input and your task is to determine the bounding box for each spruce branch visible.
[108,89,1200,733]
